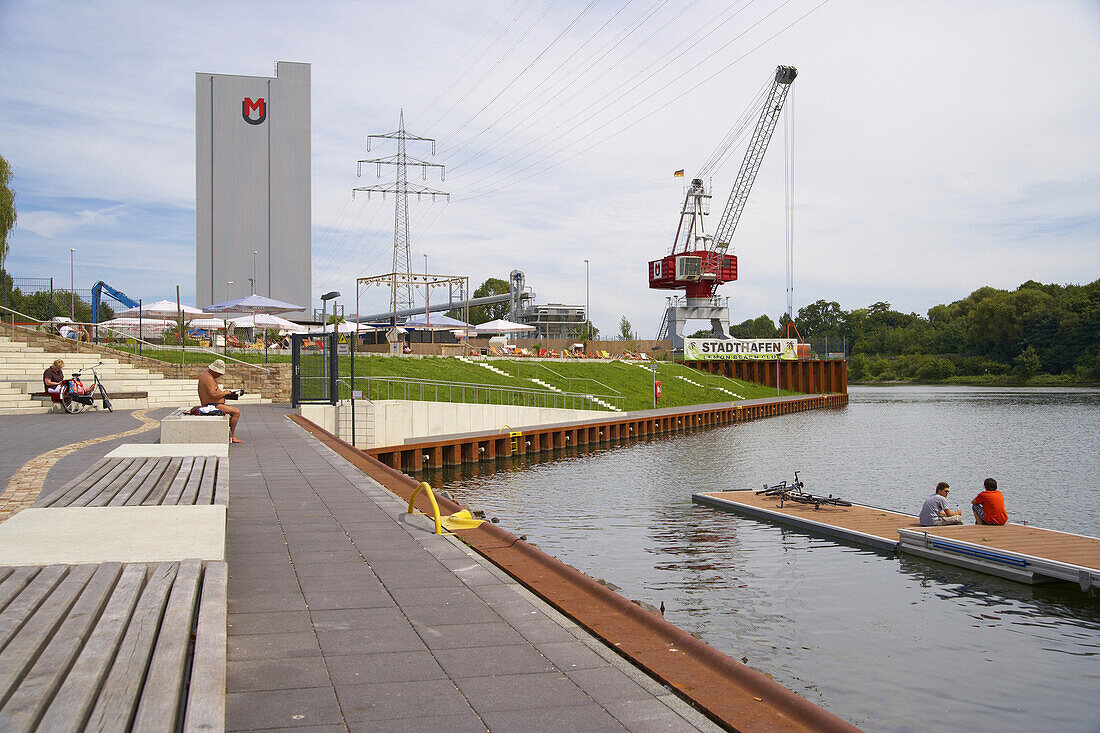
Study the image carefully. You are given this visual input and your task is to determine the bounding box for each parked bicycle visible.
[57,362,113,414]
[756,471,851,509]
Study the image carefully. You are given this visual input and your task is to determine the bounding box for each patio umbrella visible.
[204,294,305,360]
[231,313,307,332]
[117,300,203,319]
[203,294,304,314]
[474,318,535,334]
[306,321,358,334]
[99,317,174,338]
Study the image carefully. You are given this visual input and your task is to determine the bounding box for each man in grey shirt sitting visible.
[919,482,963,526]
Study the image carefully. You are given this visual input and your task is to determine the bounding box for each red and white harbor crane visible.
[650,65,797,350]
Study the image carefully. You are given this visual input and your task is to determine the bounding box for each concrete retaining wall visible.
[301,400,607,449]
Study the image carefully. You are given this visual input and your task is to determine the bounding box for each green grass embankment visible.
[108,345,800,411]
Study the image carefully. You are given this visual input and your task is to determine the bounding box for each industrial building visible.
[517,302,585,340]
[195,61,311,315]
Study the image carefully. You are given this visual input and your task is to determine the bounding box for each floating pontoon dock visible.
[693,490,1100,590]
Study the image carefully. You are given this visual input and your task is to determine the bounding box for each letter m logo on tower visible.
[242,97,267,125]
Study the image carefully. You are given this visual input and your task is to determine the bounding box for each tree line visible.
[727,279,1099,382]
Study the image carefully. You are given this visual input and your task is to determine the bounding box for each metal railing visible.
[332,375,623,412]
[505,359,623,407]
[0,304,271,388]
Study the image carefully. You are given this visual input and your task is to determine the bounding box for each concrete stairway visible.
[0,336,270,413]
[674,374,742,399]
[456,356,512,377]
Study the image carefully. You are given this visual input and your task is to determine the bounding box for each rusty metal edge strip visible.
[288,413,861,733]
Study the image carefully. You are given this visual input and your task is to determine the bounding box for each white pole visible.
[69,248,75,319]
[584,258,589,342]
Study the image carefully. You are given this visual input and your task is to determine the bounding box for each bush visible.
[847,353,868,381]
[1013,345,1042,378]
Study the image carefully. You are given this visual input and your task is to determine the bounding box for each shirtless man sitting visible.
[198,359,243,443]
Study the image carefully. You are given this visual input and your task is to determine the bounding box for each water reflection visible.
[425,386,1100,732]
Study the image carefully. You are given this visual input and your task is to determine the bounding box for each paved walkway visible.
[227,406,720,732]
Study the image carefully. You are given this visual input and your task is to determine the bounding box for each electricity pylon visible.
[354,110,449,314]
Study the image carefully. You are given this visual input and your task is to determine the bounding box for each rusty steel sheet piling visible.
[289,412,861,733]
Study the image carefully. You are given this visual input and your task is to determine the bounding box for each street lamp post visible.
[584,259,590,343]
[251,251,258,294]
[224,282,233,357]
[69,249,75,319]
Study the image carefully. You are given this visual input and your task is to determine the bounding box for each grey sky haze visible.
[1,0,1097,333]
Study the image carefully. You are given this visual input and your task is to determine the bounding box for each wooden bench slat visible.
[195,458,218,506]
[212,457,228,506]
[35,459,113,507]
[38,564,147,732]
[89,458,156,508]
[43,459,132,508]
[112,458,171,507]
[0,566,68,652]
[0,564,97,702]
[177,460,206,506]
[183,562,226,733]
[161,458,195,506]
[0,568,40,616]
[0,564,122,730]
[0,568,12,587]
[85,562,178,732]
[133,560,202,732]
[131,458,184,506]
[82,458,149,508]
[62,459,137,508]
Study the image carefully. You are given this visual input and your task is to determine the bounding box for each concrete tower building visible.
[195,61,311,314]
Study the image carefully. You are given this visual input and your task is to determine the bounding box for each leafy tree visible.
[449,277,509,325]
[730,315,778,338]
[796,300,846,338]
[618,315,633,340]
[0,155,15,270]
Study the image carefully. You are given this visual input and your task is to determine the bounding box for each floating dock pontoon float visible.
[693,490,1100,591]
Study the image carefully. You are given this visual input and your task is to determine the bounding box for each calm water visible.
[425,385,1100,733]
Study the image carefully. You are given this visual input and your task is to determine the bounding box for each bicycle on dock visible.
[56,362,114,414]
[757,471,851,509]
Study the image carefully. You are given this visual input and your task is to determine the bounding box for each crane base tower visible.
[657,297,732,352]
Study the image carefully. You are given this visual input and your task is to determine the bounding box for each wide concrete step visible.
[0,405,51,415]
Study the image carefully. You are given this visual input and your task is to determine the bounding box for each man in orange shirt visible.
[972,478,1007,525]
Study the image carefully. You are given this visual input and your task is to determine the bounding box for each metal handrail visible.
[507,359,622,401]
[407,482,444,535]
[663,360,749,395]
[0,303,270,374]
[337,374,623,411]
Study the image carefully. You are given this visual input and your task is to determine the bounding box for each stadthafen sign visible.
[685,338,797,361]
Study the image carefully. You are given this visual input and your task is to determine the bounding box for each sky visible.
[2,0,1098,335]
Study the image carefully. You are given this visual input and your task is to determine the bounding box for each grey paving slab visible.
[334,680,471,724]
[224,406,721,732]
[228,610,314,636]
[227,656,330,693]
[479,704,628,733]
[226,687,344,731]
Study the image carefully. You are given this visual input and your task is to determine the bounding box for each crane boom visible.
[712,65,797,251]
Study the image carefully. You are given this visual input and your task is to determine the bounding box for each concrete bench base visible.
[161,408,229,444]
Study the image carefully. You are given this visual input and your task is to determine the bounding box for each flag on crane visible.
[673,169,684,177]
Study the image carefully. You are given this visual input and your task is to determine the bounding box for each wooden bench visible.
[30,391,150,410]
[161,410,229,445]
[34,456,227,508]
[0,559,226,731]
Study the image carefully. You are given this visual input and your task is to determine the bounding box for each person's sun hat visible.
[208,359,226,375]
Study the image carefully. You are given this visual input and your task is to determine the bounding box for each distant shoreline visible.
[850,376,1099,387]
